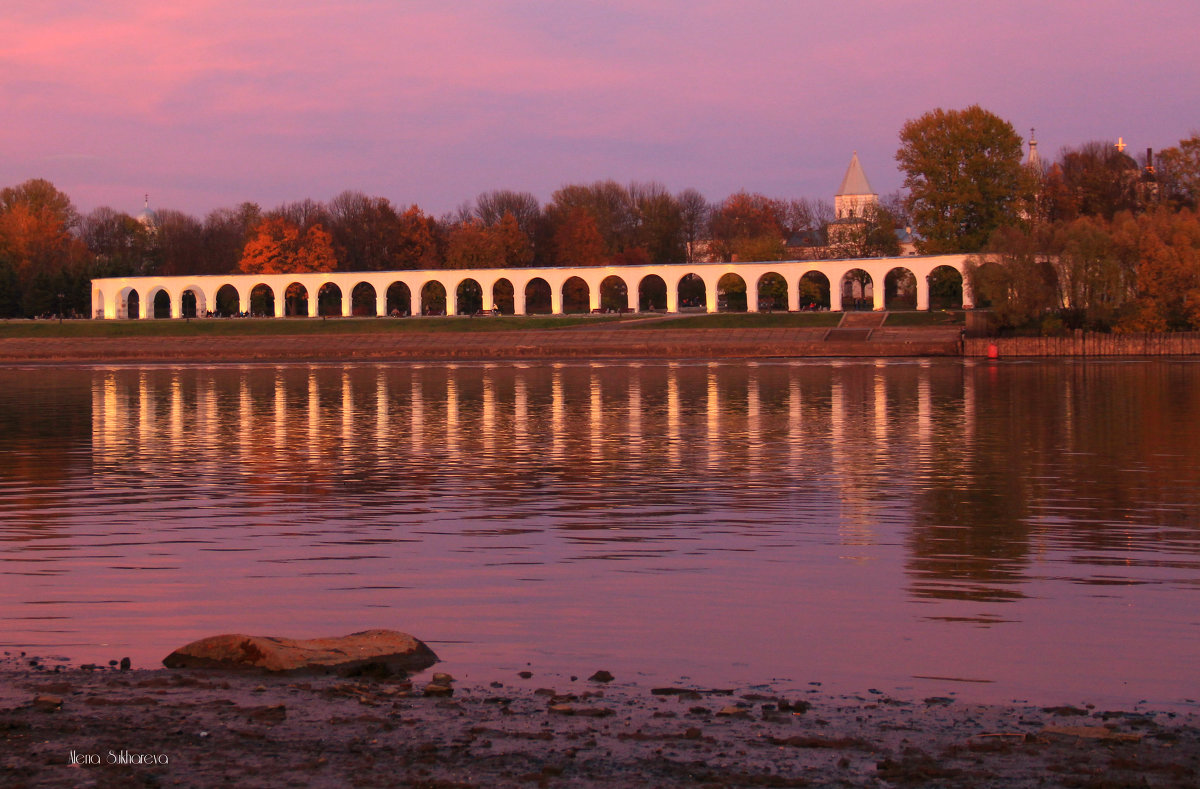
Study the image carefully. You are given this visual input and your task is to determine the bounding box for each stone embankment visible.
[965,332,1200,357]
[0,326,964,364]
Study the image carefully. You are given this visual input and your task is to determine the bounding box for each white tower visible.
[834,152,878,220]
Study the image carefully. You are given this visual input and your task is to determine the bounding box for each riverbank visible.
[3,655,1197,788]
[965,332,1200,357]
[0,317,963,363]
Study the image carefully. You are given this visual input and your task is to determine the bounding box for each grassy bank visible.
[0,310,965,341]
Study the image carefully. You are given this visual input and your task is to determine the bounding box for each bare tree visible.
[676,188,710,263]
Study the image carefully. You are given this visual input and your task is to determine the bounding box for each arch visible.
[524,277,552,314]
[798,271,830,310]
[928,265,964,310]
[455,278,483,315]
[841,269,874,311]
[562,276,590,314]
[181,288,204,318]
[717,273,747,312]
[492,278,515,315]
[92,288,105,319]
[420,280,446,316]
[250,283,275,317]
[317,282,342,317]
[386,282,411,316]
[215,284,240,316]
[151,289,170,319]
[884,267,917,310]
[678,273,706,310]
[126,289,140,319]
[599,275,628,312]
[638,274,667,311]
[351,282,377,316]
[285,282,309,316]
[756,272,787,312]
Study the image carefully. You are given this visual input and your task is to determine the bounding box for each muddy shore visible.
[3,654,1197,788]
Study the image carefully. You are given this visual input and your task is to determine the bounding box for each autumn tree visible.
[493,212,534,268]
[543,181,634,264]
[1118,208,1200,331]
[327,192,441,270]
[1156,133,1200,209]
[966,224,1061,330]
[553,207,607,267]
[445,219,496,269]
[239,217,336,274]
[0,179,88,316]
[1052,141,1143,220]
[709,191,786,261]
[896,105,1030,253]
[1049,216,1130,328]
[827,204,902,259]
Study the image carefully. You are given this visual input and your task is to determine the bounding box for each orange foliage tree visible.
[239,218,336,274]
[553,207,606,267]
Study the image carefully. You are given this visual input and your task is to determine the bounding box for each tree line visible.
[894,105,1200,332]
[2,107,1198,328]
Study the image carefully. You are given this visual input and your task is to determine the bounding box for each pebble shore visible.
[3,654,1197,788]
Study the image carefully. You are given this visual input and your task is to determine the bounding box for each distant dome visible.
[136,195,157,229]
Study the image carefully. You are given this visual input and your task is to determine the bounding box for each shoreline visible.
[0,326,964,365]
[3,656,1198,788]
[6,327,1200,365]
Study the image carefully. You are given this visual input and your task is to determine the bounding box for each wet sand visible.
[0,326,961,364]
[3,654,1197,788]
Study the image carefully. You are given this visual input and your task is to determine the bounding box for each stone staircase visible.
[824,311,886,341]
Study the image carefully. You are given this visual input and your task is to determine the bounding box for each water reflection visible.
[2,360,1199,704]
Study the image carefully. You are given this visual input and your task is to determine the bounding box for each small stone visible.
[432,672,454,685]
[120,658,131,671]
[549,704,573,714]
[423,683,453,697]
[108,660,118,666]
[717,705,751,717]
[162,630,438,676]
[518,671,533,679]
[588,670,614,683]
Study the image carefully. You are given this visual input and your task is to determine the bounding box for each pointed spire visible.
[836,151,875,197]
[1027,128,1041,169]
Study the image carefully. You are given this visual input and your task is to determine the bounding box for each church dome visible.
[136,195,157,228]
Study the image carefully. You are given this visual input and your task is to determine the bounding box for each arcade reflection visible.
[76,360,1200,604]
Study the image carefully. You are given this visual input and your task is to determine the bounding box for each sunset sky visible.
[3,1,1197,218]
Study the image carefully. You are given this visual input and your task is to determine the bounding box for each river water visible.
[1,360,1198,708]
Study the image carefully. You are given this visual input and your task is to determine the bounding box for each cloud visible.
[2,1,1199,215]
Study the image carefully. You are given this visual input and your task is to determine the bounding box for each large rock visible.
[162,629,438,676]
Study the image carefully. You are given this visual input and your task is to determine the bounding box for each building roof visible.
[836,152,875,197]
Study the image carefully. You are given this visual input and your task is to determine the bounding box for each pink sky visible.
[2,0,1197,218]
